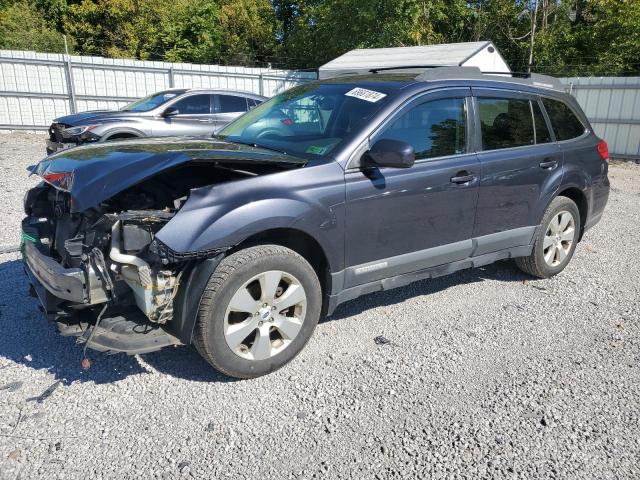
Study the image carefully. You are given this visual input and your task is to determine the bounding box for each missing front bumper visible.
[23,241,109,309]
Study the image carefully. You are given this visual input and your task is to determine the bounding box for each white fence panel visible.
[0,50,316,130]
[562,76,640,159]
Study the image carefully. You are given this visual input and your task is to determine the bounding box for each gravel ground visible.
[0,133,639,479]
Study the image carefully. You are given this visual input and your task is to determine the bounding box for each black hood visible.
[34,137,306,212]
[53,110,140,126]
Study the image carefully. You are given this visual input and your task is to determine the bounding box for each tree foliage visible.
[0,0,639,76]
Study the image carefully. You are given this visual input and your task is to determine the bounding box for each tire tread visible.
[515,196,579,278]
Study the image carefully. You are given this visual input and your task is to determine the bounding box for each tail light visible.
[42,171,74,192]
[596,139,609,162]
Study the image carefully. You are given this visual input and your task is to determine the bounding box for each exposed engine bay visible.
[22,161,289,332]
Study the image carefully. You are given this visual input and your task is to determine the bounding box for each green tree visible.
[0,0,68,52]
[217,0,277,65]
[158,0,221,63]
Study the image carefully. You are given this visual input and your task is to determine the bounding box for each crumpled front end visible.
[22,184,186,354]
[21,145,304,355]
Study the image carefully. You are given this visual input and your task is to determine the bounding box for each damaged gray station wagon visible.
[22,67,610,379]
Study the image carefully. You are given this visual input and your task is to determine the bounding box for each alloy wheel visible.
[543,210,576,267]
[223,270,307,360]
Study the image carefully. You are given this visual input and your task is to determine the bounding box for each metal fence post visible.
[259,73,264,96]
[168,67,175,88]
[64,56,77,114]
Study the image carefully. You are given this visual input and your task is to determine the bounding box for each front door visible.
[344,89,480,288]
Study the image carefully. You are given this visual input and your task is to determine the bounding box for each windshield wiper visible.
[226,139,288,156]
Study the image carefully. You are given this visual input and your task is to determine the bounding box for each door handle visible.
[450,172,475,184]
[539,159,558,170]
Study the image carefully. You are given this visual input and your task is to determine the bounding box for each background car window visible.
[171,94,211,115]
[478,98,534,150]
[542,98,586,141]
[377,98,466,160]
[218,95,249,113]
[532,100,552,143]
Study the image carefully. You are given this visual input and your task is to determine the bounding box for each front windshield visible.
[121,90,186,112]
[218,83,395,158]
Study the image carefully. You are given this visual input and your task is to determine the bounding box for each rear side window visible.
[477,98,534,150]
[218,95,249,113]
[171,94,212,115]
[377,97,466,160]
[532,101,552,143]
[247,98,262,109]
[542,98,586,140]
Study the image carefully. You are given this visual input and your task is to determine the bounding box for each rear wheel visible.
[193,245,321,379]
[515,196,581,278]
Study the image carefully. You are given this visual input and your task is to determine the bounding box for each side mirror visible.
[363,139,415,169]
[162,107,179,118]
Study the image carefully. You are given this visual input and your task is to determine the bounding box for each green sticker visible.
[21,233,37,243]
[305,145,328,155]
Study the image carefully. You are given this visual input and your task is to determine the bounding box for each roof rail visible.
[414,66,565,91]
[369,65,456,74]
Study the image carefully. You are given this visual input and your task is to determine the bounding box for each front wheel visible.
[515,196,581,278]
[193,245,322,379]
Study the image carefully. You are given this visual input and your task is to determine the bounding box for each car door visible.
[472,88,563,249]
[153,93,215,137]
[343,88,480,288]
[213,94,250,132]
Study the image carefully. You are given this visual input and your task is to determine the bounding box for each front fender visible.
[155,161,346,272]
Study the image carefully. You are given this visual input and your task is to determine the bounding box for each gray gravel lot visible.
[0,133,639,479]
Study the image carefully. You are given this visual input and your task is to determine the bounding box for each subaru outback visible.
[22,67,609,378]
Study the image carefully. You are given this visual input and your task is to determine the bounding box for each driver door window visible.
[376,98,466,160]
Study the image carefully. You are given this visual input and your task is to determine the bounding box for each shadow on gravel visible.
[0,259,148,385]
[0,258,237,384]
[327,259,530,321]
[1,256,529,384]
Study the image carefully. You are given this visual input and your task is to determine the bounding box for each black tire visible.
[193,245,322,379]
[515,196,581,278]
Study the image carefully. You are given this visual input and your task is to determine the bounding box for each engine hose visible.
[109,220,152,288]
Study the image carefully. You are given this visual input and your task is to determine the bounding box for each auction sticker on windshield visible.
[345,88,387,103]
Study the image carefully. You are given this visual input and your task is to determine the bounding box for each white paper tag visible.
[345,87,387,103]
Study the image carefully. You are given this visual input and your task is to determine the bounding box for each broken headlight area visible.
[22,184,191,331]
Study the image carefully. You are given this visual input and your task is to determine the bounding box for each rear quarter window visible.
[542,98,586,141]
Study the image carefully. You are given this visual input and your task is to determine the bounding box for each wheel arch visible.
[230,228,332,313]
[555,186,589,240]
[170,228,333,345]
[101,128,145,141]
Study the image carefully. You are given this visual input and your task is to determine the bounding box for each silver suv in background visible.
[46,89,266,154]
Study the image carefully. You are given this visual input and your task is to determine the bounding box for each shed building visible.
[318,41,510,79]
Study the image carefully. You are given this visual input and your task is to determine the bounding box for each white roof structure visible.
[318,41,510,79]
